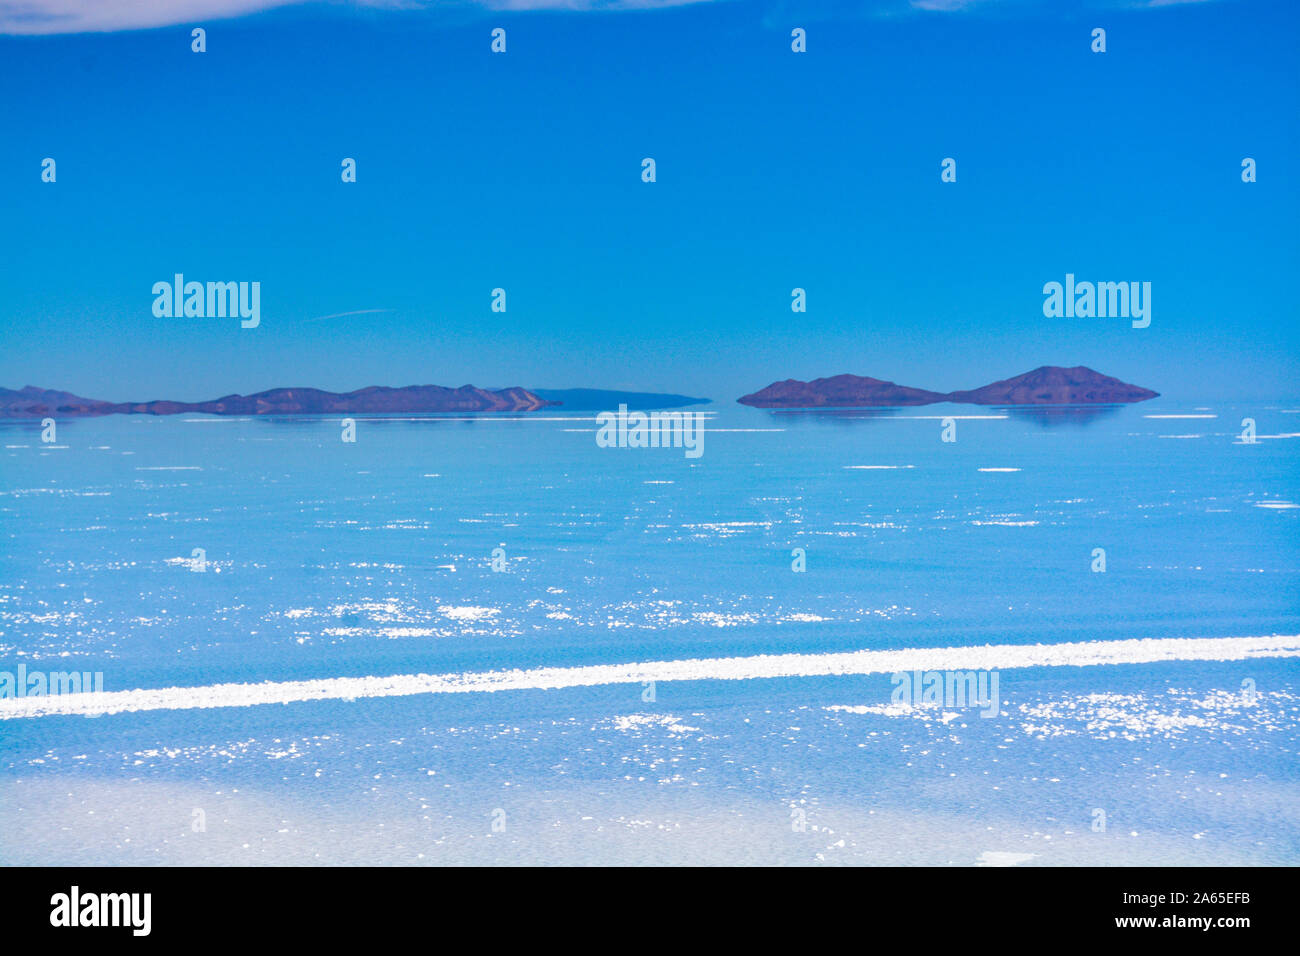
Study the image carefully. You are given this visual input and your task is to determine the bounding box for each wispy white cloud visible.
[907,0,1223,11]
[0,0,1236,36]
[474,0,716,9]
[908,0,986,10]
[0,0,719,35]
[0,0,307,35]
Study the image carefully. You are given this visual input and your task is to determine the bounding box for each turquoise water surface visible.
[1,400,1297,865]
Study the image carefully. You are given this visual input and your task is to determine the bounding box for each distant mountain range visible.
[2,368,1152,418]
[0,384,554,417]
[738,366,1158,408]
[0,384,715,418]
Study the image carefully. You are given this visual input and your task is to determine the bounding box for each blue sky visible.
[1,0,1296,402]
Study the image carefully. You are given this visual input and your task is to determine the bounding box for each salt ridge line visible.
[3,635,1298,720]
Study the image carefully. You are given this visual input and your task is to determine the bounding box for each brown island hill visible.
[0,384,556,417]
[2,368,1154,418]
[0,384,713,418]
[737,366,1158,408]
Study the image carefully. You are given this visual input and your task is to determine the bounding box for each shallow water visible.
[2,400,1297,864]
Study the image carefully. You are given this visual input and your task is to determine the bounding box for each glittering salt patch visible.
[1017,687,1293,741]
[978,468,1021,473]
[976,852,1037,867]
[681,522,772,536]
[1,487,79,497]
[330,601,407,621]
[826,703,960,724]
[693,611,759,627]
[162,556,220,570]
[7,635,1297,719]
[605,714,701,736]
[437,606,499,622]
[643,480,674,484]
[1256,502,1298,510]
[783,613,827,623]
[971,520,1038,526]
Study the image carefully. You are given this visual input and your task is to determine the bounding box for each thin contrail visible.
[2,635,1296,720]
[302,308,393,322]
